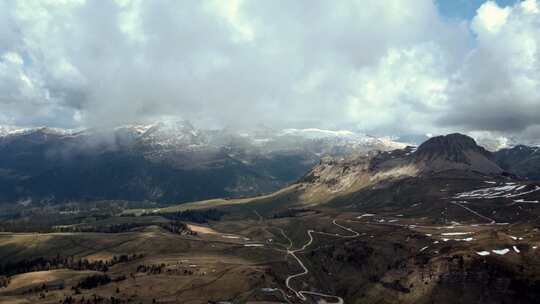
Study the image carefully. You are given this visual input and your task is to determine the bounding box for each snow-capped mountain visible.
[0,125,29,136]
[0,125,82,140]
[0,121,407,155]
[0,121,410,205]
[0,122,538,205]
[275,128,407,151]
[133,121,209,153]
[278,128,358,139]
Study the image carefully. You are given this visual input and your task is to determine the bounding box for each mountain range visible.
[0,121,406,205]
[222,133,514,209]
[0,122,538,206]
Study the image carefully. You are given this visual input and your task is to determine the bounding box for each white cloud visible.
[3,52,23,65]
[0,0,539,143]
[346,43,449,133]
[442,0,540,137]
[472,1,510,34]
[467,130,512,151]
[206,0,255,42]
[0,51,47,104]
[522,0,540,14]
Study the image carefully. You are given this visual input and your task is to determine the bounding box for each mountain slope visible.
[296,133,504,204]
[494,145,540,180]
[0,134,313,204]
[212,133,509,212]
[164,133,540,231]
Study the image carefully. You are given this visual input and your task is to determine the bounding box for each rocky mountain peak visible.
[412,133,502,174]
[414,133,490,163]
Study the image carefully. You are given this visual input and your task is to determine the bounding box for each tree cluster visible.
[0,253,143,277]
[61,294,128,304]
[136,263,196,276]
[74,274,112,289]
[157,209,226,224]
[271,208,318,219]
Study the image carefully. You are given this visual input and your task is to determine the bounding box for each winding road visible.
[284,219,359,303]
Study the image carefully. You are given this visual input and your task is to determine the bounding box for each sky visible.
[1,0,540,143]
[436,0,518,19]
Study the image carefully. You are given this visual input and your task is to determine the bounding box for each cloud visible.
[0,0,539,143]
[440,0,540,136]
[472,1,510,34]
[346,43,450,134]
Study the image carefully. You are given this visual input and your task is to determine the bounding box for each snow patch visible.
[514,199,539,203]
[455,184,540,199]
[492,249,510,255]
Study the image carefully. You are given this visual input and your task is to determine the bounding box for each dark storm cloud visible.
[440,109,539,132]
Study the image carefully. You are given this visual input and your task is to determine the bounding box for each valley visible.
[3,195,540,304]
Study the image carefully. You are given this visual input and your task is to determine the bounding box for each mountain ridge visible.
[0,122,406,205]
[272,133,510,207]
